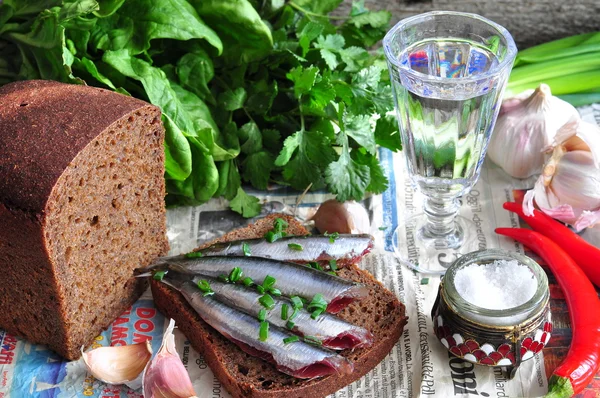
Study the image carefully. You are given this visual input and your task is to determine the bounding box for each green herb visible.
[262,275,276,290]
[184,251,203,258]
[264,218,288,243]
[258,308,267,321]
[242,242,251,256]
[283,335,299,344]
[196,279,214,296]
[506,32,600,105]
[303,336,323,346]
[270,288,282,297]
[286,320,295,330]
[379,226,387,231]
[259,321,269,341]
[256,285,265,294]
[281,303,289,320]
[228,267,243,283]
[420,278,429,285]
[289,307,300,322]
[218,274,230,283]
[329,259,338,271]
[307,294,328,313]
[324,231,340,243]
[153,271,166,281]
[311,308,324,320]
[308,262,324,271]
[290,296,304,310]
[242,277,254,287]
[259,294,275,309]
[288,243,304,251]
[0,0,399,216]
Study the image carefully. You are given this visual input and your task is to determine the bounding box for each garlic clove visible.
[524,150,600,231]
[574,210,600,232]
[549,117,600,168]
[487,84,579,179]
[311,199,370,234]
[82,341,152,387]
[142,319,198,398]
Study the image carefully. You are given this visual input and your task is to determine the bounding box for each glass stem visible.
[422,196,461,237]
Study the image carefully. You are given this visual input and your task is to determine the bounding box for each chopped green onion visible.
[303,336,323,346]
[258,308,267,321]
[259,321,269,341]
[264,218,289,243]
[273,217,288,231]
[242,242,251,256]
[262,275,276,290]
[378,226,387,231]
[264,231,277,243]
[184,251,203,258]
[290,296,303,309]
[153,271,166,281]
[310,308,324,320]
[328,271,337,276]
[281,304,289,320]
[197,279,214,296]
[256,285,265,294]
[218,274,230,283]
[324,231,339,243]
[286,320,295,330]
[329,259,338,271]
[309,262,323,271]
[228,267,243,283]
[283,335,299,344]
[288,243,303,251]
[289,308,299,321]
[307,294,328,313]
[242,277,254,286]
[259,294,275,309]
[270,288,282,297]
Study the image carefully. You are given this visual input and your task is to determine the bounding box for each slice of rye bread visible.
[151,214,407,398]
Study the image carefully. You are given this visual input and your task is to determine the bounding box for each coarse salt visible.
[454,259,537,310]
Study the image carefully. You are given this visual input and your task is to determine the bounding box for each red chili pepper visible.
[503,201,600,287]
[496,228,600,398]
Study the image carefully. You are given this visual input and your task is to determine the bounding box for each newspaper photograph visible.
[0,104,598,397]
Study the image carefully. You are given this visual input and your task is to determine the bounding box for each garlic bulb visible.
[142,319,198,398]
[524,119,600,231]
[82,341,152,389]
[311,199,370,234]
[487,84,579,179]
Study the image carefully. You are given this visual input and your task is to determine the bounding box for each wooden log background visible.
[339,0,600,49]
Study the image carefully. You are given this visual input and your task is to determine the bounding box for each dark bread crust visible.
[0,80,153,212]
[152,214,407,398]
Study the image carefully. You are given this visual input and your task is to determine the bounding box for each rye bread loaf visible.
[152,214,407,398]
[0,80,169,360]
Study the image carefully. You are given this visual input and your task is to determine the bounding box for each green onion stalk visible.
[506,32,600,106]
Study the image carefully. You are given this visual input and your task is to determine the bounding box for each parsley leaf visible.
[343,113,376,154]
[242,151,274,190]
[230,187,261,218]
[325,132,371,201]
[219,87,247,111]
[287,65,319,97]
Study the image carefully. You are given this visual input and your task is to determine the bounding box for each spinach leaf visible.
[190,0,272,64]
[90,0,222,55]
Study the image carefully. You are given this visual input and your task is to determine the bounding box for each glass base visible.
[392,213,479,275]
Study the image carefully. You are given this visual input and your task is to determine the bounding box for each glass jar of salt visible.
[432,249,551,378]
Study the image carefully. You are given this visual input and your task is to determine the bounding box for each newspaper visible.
[1,104,599,398]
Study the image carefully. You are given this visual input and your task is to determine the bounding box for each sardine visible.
[144,256,368,313]
[161,278,354,379]
[171,273,373,350]
[199,234,374,267]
